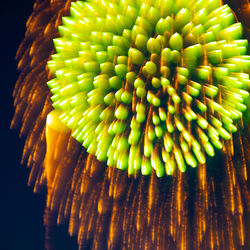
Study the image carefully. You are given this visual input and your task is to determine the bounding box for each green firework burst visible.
[47,0,250,177]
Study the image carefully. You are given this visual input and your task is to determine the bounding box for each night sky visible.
[1,1,249,250]
[1,1,79,249]
[1,1,48,249]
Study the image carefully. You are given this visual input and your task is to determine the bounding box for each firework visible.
[47,0,249,177]
[12,0,250,249]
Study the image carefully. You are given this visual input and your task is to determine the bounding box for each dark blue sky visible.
[1,1,248,250]
[1,1,79,249]
[1,1,46,249]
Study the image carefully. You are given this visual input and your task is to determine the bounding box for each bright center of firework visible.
[47,0,249,177]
